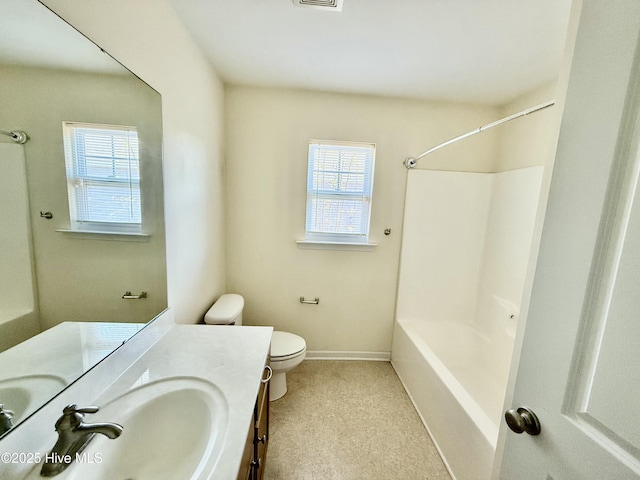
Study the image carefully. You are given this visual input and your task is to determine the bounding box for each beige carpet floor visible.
[263,360,452,480]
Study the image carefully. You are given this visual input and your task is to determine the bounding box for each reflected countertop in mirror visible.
[0,0,167,435]
[0,321,145,435]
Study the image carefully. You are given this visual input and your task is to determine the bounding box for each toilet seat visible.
[271,331,306,361]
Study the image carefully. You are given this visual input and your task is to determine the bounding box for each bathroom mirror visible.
[0,0,167,435]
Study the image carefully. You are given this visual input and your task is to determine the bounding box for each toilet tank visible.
[204,294,244,325]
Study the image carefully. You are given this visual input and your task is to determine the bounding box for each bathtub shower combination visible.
[391,167,543,480]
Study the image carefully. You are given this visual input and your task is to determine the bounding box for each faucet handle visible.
[0,405,14,435]
[0,404,15,418]
[63,404,100,415]
[56,404,100,431]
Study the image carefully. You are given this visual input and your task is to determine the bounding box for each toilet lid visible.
[271,331,306,358]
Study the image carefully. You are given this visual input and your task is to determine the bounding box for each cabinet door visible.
[239,363,271,480]
[237,423,254,480]
[254,365,271,480]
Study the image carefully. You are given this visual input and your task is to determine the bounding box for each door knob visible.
[504,406,541,435]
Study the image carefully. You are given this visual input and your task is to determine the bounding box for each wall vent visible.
[293,0,344,12]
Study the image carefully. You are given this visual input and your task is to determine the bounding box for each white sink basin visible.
[0,375,67,425]
[62,376,229,480]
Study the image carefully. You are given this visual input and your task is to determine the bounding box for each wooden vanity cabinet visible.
[238,362,271,480]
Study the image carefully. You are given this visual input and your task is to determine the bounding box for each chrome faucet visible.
[0,404,14,435]
[41,404,123,477]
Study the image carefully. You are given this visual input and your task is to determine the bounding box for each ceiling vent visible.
[293,0,344,12]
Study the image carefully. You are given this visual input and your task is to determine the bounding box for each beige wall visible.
[43,0,227,323]
[36,0,561,342]
[225,86,501,353]
[496,82,560,172]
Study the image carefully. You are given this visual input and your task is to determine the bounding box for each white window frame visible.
[303,139,376,246]
[62,122,142,235]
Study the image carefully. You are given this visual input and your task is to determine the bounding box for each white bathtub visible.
[391,168,543,480]
[391,317,507,480]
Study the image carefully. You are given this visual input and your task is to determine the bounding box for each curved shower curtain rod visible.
[0,129,29,144]
[404,99,555,169]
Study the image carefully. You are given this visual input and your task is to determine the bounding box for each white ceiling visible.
[168,0,573,105]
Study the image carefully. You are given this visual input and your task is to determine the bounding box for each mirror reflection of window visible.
[62,122,141,233]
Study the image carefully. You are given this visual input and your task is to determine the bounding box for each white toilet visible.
[204,294,306,401]
[268,331,306,401]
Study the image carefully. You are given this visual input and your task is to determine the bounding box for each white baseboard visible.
[305,350,391,361]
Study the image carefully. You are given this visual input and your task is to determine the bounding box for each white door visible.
[499,1,640,479]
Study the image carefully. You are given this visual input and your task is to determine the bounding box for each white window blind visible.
[305,140,376,243]
[63,122,141,232]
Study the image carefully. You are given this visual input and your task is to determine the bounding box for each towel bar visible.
[122,291,147,299]
[299,296,319,305]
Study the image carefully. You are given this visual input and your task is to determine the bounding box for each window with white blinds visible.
[63,122,141,233]
[305,140,376,243]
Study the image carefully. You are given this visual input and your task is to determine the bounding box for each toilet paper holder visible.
[299,296,319,305]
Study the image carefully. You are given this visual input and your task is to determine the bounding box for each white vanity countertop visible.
[0,319,272,480]
[87,324,274,480]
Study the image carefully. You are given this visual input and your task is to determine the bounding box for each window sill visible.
[296,240,378,251]
[56,229,150,242]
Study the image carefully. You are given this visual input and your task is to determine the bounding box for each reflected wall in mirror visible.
[0,0,167,435]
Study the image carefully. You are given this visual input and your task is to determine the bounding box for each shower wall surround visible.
[0,144,39,350]
[392,166,544,480]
